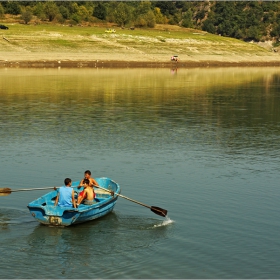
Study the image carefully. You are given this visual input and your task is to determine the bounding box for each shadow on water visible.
[26,211,174,252]
[0,207,174,278]
[11,211,174,278]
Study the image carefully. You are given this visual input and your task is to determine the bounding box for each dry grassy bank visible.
[1,22,280,67]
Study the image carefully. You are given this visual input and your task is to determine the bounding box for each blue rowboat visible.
[27,177,120,227]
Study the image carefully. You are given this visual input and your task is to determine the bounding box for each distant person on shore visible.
[77,178,95,206]
[54,178,77,208]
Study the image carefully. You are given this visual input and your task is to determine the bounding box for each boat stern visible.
[27,204,80,226]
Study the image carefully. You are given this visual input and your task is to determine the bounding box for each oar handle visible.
[3,185,82,193]
[95,185,151,209]
[2,187,59,193]
[117,193,151,209]
[7,187,58,192]
[95,185,167,217]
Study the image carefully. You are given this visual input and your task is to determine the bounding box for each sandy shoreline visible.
[2,59,280,68]
[2,50,280,68]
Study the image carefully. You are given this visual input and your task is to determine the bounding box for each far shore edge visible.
[1,60,280,68]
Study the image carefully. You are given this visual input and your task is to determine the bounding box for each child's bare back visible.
[84,187,94,200]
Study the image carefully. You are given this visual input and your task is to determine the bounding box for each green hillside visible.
[1,1,280,45]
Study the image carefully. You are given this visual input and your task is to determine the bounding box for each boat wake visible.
[153,216,174,228]
[0,208,34,226]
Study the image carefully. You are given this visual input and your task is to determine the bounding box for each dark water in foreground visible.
[0,68,280,278]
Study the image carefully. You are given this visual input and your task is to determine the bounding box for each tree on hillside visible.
[59,5,70,20]
[114,2,132,27]
[93,2,107,20]
[246,26,260,41]
[154,7,166,24]
[133,1,156,28]
[262,1,279,12]
[181,9,194,28]
[134,1,151,16]
[233,28,245,40]
[77,5,91,21]
[270,24,280,40]
[68,2,79,16]
[6,1,21,15]
[202,18,215,34]
[33,2,45,20]
[217,20,236,37]
[144,10,156,27]
[244,9,262,29]
[176,1,193,13]
[155,1,177,16]
[0,4,4,18]
[195,9,206,23]
[44,2,59,22]
[21,7,33,24]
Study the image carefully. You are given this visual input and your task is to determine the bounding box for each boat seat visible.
[95,189,111,194]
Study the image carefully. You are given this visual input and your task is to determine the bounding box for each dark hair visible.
[84,170,91,175]
[64,178,72,186]
[83,178,90,185]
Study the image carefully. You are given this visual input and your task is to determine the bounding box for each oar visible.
[1,185,168,217]
[0,187,58,196]
[95,185,168,217]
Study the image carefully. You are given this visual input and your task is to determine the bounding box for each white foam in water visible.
[153,216,174,227]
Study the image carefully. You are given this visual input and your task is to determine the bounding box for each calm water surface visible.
[0,67,280,278]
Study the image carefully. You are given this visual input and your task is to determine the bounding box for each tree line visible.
[1,1,280,42]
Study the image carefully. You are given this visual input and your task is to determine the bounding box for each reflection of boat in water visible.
[27,177,120,227]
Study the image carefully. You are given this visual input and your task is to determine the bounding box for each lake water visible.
[0,67,280,278]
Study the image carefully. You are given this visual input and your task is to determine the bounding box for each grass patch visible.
[0,22,275,61]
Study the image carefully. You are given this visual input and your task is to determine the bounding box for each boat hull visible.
[27,177,120,226]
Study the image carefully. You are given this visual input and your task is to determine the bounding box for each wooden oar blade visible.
[151,206,168,217]
[0,188,12,196]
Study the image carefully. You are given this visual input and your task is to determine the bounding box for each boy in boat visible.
[54,178,77,208]
[77,178,95,206]
[79,170,99,188]
[77,170,99,198]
